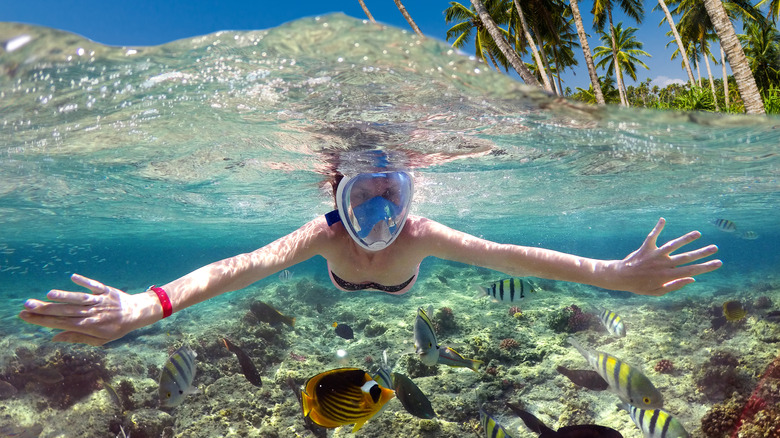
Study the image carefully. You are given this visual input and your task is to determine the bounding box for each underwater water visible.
[1,13,779,438]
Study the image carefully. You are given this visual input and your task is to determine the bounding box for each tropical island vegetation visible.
[361,0,780,115]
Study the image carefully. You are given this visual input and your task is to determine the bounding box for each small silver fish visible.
[413,306,439,366]
[711,218,737,232]
[476,277,538,303]
[568,337,663,409]
[619,403,689,438]
[159,346,198,408]
[599,309,626,337]
[436,346,482,372]
[278,269,292,281]
[738,230,759,240]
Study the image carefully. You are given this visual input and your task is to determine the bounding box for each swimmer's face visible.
[348,176,404,206]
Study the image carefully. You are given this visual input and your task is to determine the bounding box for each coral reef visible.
[701,395,743,438]
[434,307,457,334]
[2,347,112,409]
[654,359,674,374]
[754,295,773,309]
[499,338,519,350]
[694,350,749,402]
[546,305,596,333]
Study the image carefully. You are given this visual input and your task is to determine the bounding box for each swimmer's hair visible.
[328,172,344,208]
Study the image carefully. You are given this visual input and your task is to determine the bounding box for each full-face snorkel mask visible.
[325,171,414,251]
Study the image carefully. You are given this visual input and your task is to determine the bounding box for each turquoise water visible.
[1,13,780,437]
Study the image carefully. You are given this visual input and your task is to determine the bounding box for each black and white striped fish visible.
[476,278,538,303]
[599,309,626,337]
[568,337,663,409]
[711,218,737,232]
[619,403,689,438]
[159,346,198,408]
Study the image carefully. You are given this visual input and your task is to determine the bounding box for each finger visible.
[672,259,723,278]
[18,311,98,333]
[660,277,696,293]
[23,299,97,317]
[46,290,102,305]
[670,245,719,265]
[70,273,109,295]
[659,231,702,255]
[641,217,666,249]
[52,331,109,346]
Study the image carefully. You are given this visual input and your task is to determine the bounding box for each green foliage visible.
[673,86,717,111]
[763,86,780,114]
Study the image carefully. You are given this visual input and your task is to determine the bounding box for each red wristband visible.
[150,285,173,318]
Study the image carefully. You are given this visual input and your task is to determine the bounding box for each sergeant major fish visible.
[567,337,663,409]
[619,403,689,438]
[598,309,626,337]
[477,278,538,303]
[159,346,198,408]
[414,306,440,366]
[479,406,514,438]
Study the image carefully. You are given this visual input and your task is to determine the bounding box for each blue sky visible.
[5,0,729,92]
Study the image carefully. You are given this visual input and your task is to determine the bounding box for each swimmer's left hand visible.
[611,217,722,296]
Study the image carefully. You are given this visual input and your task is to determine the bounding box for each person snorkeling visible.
[18,168,721,346]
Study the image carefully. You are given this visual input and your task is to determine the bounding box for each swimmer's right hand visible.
[18,273,162,346]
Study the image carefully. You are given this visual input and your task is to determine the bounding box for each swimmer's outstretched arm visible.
[19,220,331,346]
[414,217,721,296]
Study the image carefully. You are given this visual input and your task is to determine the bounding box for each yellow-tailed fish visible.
[413,305,439,366]
[437,346,483,372]
[477,278,538,303]
[479,407,514,438]
[711,218,737,232]
[723,300,747,322]
[301,367,395,432]
[159,346,198,408]
[619,403,689,438]
[568,337,663,409]
[599,309,626,337]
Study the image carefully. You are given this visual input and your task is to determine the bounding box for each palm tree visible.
[702,0,765,114]
[393,0,424,37]
[592,0,645,107]
[511,0,554,92]
[445,1,512,71]
[757,0,780,23]
[593,23,651,106]
[738,21,780,91]
[655,0,696,86]
[470,0,542,86]
[357,0,376,23]
[568,0,606,104]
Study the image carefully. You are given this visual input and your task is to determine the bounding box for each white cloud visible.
[652,76,685,88]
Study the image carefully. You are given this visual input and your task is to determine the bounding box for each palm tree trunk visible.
[702,0,765,114]
[512,0,554,92]
[357,0,376,23]
[607,10,628,106]
[532,24,557,95]
[702,41,720,111]
[695,58,702,87]
[393,0,424,37]
[569,0,605,105]
[471,0,542,87]
[657,0,696,87]
[721,45,730,109]
[554,47,564,96]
